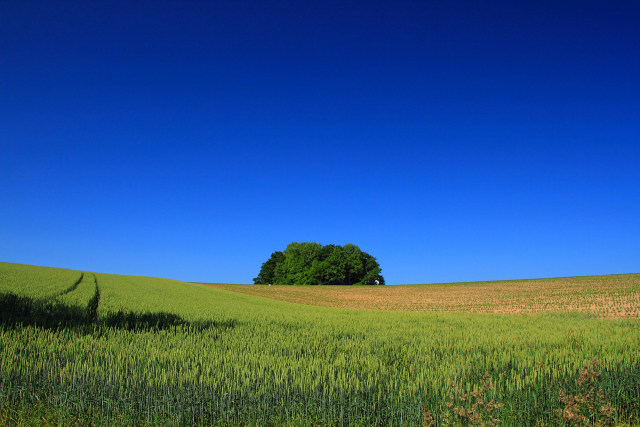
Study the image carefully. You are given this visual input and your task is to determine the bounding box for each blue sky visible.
[1,1,638,284]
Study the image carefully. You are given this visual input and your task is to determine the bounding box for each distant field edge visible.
[392,272,640,287]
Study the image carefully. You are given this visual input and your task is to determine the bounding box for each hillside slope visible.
[207,274,640,318]
[1,261,639,426]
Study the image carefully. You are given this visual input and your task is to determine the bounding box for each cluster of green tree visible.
[253,242,385,286]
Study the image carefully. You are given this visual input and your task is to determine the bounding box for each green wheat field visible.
[0,261,639,425]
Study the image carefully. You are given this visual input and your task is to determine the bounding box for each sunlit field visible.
[208,274,640,319]
[1,261,639,425]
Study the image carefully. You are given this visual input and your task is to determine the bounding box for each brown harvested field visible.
[204,273,640,319]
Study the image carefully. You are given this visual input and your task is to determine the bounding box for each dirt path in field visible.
[201,274,640,319]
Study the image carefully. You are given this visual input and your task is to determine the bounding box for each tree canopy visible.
[253,242,385,286]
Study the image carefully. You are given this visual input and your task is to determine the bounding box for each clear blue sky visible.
[1,1,638,284]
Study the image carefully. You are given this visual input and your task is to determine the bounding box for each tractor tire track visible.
[56,272,84,298]
[86,274,100,321]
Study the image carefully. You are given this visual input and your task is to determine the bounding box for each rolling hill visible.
[1,261,638,425]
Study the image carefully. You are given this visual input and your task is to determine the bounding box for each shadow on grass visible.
[0,292,236,332]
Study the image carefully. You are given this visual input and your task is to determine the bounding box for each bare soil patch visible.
[205,274,640,319]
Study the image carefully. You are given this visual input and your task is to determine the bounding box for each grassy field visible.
[1,261,639,426]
